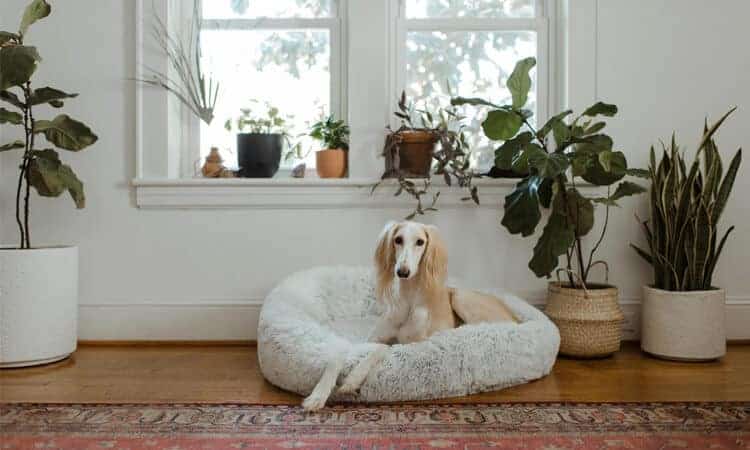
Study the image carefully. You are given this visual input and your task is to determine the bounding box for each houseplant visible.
[632,109,741,361]
[384,91,439,178]
[310,114,349,178]
[1,0,98,367]
[454,57,647,357]
[225,102,299,178]
[376,93,479,220]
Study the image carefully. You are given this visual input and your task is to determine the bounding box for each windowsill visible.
[131,176,536,209]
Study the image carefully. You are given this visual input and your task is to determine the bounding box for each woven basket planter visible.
[545,282,624,358]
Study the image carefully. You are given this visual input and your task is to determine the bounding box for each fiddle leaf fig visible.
[583,102,618,118]
[0,32,19,46]
[0,45,41,90]
[529,194,576,278]
[501,176,542,237]
[483,109,523,141]
[507,56,535,109]
[0,107,22,124]
[0,90,24,109]
[19,0,51,37]
[495,131,533,170]
[27,148,85,208]
[34,114,98,151]
[583,150,626,185]
[30,87,78,108]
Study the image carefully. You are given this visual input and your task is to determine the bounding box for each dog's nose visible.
[397,267,410,279]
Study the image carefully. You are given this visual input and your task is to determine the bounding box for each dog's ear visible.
[375,221,399,280]
[422,225,448,284]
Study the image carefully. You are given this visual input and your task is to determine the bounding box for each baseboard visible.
[78,299,750,341]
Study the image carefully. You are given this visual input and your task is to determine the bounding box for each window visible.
[197,0,344,170]
[395,0,549,170]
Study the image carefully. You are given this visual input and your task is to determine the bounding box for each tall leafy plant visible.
[453,57,647,288]
[632,109,742,291]
[1,0,98,249]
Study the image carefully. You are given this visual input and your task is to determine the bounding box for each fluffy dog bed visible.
[258,266,560,402]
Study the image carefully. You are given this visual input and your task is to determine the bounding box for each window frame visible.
[187,1,347,176]
[390,0,553,132]
[133,0,568,209]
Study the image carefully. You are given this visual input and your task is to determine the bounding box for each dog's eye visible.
[416,239,425,247]
[394,236,403,245]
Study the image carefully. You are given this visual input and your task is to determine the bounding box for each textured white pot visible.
[0,246,78,368]
[641,286,726,361]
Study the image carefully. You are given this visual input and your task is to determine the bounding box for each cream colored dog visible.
[302,221,518,411]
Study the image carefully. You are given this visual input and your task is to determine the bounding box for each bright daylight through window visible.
[402,0,539,171]
[199,0,336,170]
[196,0,542,174]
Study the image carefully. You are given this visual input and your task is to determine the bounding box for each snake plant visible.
[632,108,742,291]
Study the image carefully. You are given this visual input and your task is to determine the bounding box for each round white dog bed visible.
[258,266,560,402]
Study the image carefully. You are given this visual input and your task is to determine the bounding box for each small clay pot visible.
[315,148,347,178]
[387,130,437,178]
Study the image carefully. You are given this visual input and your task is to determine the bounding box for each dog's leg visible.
[337,345,389,395]
[369,318,398,344]
[302,355,346,412]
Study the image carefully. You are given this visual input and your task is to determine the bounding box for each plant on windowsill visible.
[632,109,741,362]
[455,57,649,358]
[375,91,480,220]
[1,0,99,368]
[310,114,349,178]
[225,101,301,178]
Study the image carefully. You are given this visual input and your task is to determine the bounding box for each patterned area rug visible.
[2,403,749,449]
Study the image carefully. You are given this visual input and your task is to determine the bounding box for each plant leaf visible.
[507,57,536,109]
[563,188,595,237]
[582,150,626,186]
[712,148,742,224]
[529,194,576,278]
[501,176,542,237]
[495,131,533,170]
[34,114,98,151]
[30,87,78,108]
[450,96,502,109]
[482,109,523,141]
[0,107,22,124]
[626,168,650,178]
[19,0,51,37]
[0,31,19,46]
[0,45,41,90]
[537,110,573,141]
[630,244,654,265]
[0,140,25,151]
[27,149,85,208]
[0,90,24,109]
[582,102,618,117]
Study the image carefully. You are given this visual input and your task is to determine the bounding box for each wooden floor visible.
[1,343,749,404]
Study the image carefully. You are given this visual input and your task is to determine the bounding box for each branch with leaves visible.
[453,57,648,288]
[1,0,98,249]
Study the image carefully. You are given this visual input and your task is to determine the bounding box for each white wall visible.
[1,0,748,340]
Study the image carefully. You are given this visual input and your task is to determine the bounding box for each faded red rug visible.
[2,402,748,449]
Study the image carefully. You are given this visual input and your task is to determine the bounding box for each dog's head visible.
[374,221,447,286]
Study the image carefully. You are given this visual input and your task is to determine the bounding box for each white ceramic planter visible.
[641,286,726,361]
[0,246,78,368]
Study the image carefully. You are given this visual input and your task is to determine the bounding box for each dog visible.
[301,221,518,411]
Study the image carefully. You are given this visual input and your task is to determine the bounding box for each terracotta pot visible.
[315,148,347,178]
[387,130,437,178]
[641,286,726,361]
[545,282,624,358]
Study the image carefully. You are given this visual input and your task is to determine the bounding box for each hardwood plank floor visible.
[1,343,749,404]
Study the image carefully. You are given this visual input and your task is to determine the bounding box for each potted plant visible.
[310,114,349,178]
[225,102,298,178]
[455,57,647,358]
[384,91,440,178]
[1,0,98,367]
[632,109,742,361]
[375,100,480,220]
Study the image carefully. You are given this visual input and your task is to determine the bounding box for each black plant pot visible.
[237,133,283,178]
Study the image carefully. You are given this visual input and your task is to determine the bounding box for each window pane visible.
[406,0,534,19]
[200,29,331,170]
[406,31,537,170]
[202,0,332,19]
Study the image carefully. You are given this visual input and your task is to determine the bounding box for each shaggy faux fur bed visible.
[258,266,560,402]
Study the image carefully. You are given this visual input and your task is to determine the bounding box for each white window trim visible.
[133,0,585,209]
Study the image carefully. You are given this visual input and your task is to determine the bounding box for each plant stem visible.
[23,82,35,249]
[15,160,26,249]
[585,186,611,280]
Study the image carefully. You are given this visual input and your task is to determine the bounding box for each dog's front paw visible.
[302,392,328,412]
[336,381,360,395]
